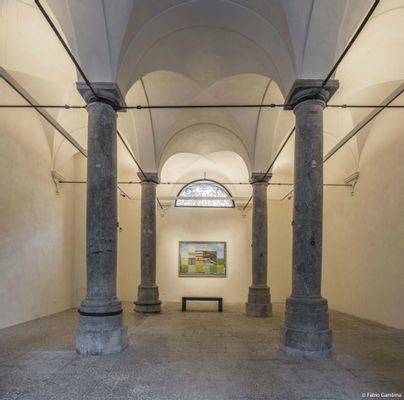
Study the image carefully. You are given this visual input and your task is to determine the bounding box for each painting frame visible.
[178,241,227,278]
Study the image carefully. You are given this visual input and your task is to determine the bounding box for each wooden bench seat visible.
[181,296,223,312]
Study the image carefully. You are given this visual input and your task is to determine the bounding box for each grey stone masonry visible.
[134,172,162,313]
[246,172,272,317]
[281,79,339,355]
[75,83,127,355]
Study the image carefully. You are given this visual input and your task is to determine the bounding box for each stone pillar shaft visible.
[75,83,127,355]
[246,173,272,317]
[252,182,268,286]
[134,173,161,313]
[281,79,338,355]
[86,102,118,301]
[292,100,323,297]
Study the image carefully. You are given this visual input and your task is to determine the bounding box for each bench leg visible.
[218,299,223,312]
[182,299,186,312]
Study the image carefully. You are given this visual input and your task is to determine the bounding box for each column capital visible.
[77,82,126,110]
[249,172,272,185]
[284,79,339,110]
[137,172,160,184]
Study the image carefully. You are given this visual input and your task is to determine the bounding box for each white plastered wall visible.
[0,110,75,329]
[156,207,251,302]
[323,110,404,330]
[112,197,292,305]
[58,134,404,331]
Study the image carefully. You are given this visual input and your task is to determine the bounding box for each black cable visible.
[326,104,404,109]
[262,127,295,180]
[34,0,98,100]
[34,0,151,189]
[117,186,133,200]
[32,0,384,202]
[242,196,253,211]
[126,103,286,110]
[59,180,348,187]
[0,74,87,157]
[2,103,404,110]
[116,130,147,179]
[125,103,404,110]
[263,0,380,196]
[322,0,380,87]
[0,104,85,109]
[324,86,404,163]
[157,198,164,210]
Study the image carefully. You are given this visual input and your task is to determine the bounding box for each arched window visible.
[175,179,235,208]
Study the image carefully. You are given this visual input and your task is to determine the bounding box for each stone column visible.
[134,172,161,313]
[281,79,339,355]
[75,83,127,355]
[246,172,272,317]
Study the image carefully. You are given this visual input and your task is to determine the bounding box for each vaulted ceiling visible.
[1,0,403,202]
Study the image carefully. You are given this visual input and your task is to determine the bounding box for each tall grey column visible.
[76,83,127,355]
[246,172,272,317]
[281,79,338,355]
[134,172,161,313]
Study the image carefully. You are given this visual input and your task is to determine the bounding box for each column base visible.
[134,285,161,313]
[280,296,332,354]
[76,313,127,355]
[76,298,127,355]
[245,286,272,317]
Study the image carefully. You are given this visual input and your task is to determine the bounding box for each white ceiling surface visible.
[1,0,404,202]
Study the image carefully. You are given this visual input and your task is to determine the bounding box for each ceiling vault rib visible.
[300,0,315,73]
[100,0,114,79]
[29,0,385,205]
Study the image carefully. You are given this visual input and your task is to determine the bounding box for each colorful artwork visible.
[179,241,226,277]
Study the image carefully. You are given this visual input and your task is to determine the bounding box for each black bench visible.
[182,296,223,312]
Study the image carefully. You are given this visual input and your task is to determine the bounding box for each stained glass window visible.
[175,180,234,208]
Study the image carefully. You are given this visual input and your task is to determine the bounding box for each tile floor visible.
[0,302,403,400]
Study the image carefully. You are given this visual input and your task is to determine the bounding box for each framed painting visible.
[179,241,227,277]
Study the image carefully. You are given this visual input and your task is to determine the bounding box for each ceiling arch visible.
[159,151,250,201]
[117,0,297,96]
[125,71,293,173]
[159,123,251,174]
[2,0,402,195]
